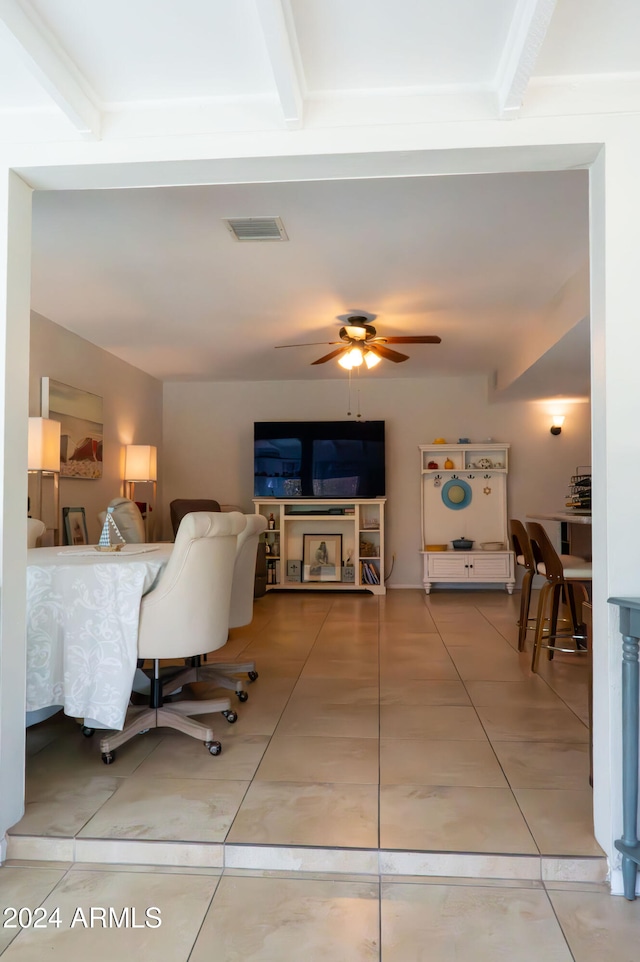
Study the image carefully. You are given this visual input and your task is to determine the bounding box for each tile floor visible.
[3,589,635,958]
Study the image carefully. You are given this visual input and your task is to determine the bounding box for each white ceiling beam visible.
[254,0,304,129]
[0,0,100,138]
[495,0,557,119]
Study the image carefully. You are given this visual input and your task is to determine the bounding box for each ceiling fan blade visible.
[367,343,409,363]
[375,335,442,344]
[311,346,350,365]
[275,341,341,348]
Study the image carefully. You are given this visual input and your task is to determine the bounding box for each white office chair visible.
[161,513,267,702]
[203,513,268,697]
[27,517,46,548]
[99,510,247,763]
[97,497,145,543]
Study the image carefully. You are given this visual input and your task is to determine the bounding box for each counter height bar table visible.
[526,511,591,559]
[608,597,640,899]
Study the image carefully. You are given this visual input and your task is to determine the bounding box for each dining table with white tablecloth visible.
[26,543,172,730]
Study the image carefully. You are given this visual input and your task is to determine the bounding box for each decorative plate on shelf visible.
[476,457,493,469]
[441,478,472,510]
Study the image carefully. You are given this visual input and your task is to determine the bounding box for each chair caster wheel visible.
[205,740,222,755]
[82,726,95,737]
[222,710,238,723]
[248,671,259,682]
[101,751,115,765]
[236,690,249,702]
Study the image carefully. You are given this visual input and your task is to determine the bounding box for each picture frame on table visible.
[62,506,89,546]
[302,533,342,582]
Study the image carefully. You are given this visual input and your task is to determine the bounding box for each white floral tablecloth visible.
[26,544,172,729]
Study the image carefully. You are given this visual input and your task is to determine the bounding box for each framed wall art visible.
[302,533,342,583]
[42,378,103,479]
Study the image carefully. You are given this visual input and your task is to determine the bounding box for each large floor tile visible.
[380,785,538,854]
[548,887,640,961]
[380,704,487,740]
[379,631,447,649]
[379,647,455,678]
[197,676,296,734]
[381,881,573,961]
[227,780,378,848]
[26,721,163,780]
[77,775,250,842]
[13,774,122,837]
[300,654,379,680]
[24,712,71,756]
[465,678,567,709]
[380,738,508,787]
[380,679,470,706]
[276,695,379,738]
[513,788,603,856]
[492,741,591,790]
[189,874,379,962]
[439,628,511,648]
[288,677,379,703]
[379,653,460,681]
[0,869,217,961]
[447,646,535,681]
[255,734,379,783]
[131,730,270,780]
[476,704,589,742]
[0,865,68,954]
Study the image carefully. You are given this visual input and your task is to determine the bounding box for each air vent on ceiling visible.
[223,216,288,241]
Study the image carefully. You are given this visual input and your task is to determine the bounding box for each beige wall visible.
[162,377,591,586]
[29,312,163,543]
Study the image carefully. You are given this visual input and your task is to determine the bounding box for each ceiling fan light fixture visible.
[343,324,368,339]
[363,350,381,369]
[338,347,364,369]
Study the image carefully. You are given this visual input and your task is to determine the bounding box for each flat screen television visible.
[254,420,385,499]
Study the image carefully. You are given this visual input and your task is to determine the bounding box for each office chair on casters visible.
[204,513,268,698]
[99,511,247,764]
[526,521,592,673]
[161,514,268,702]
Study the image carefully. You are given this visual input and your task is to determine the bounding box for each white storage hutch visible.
[419,442,515,594]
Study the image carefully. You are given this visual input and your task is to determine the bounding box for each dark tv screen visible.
[254,421,385,498]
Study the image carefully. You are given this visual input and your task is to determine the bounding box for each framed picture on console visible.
[302,533,342,582]
[62,506,88,546]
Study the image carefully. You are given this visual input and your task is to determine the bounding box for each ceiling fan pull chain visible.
[356,365,362,418]
[347,368,352,416]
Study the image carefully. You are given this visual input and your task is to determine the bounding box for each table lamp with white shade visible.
[124,444,157,538]
[28,417,61,544]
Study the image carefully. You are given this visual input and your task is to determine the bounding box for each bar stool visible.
[509,519,537,651]
[526,521,592,673]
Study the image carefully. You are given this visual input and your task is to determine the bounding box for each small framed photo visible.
[63,506,89,546]
[302,533,342,582]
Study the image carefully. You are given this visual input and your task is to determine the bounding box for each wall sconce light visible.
[28,417,61,543]
[550,415,565,436]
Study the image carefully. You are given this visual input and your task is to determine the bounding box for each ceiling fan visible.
[275,315,441,369]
